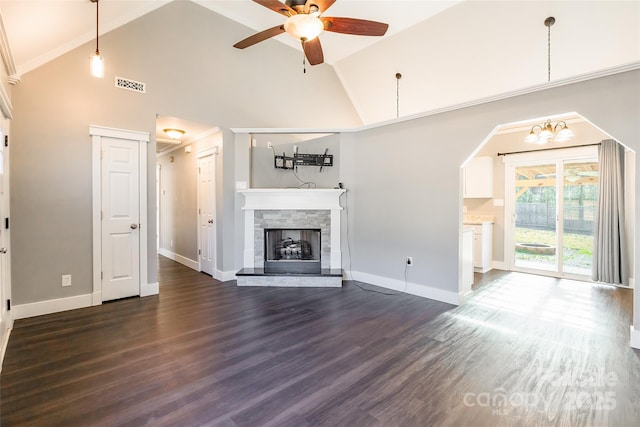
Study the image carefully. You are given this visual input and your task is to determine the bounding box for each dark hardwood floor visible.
[1,257,639,426]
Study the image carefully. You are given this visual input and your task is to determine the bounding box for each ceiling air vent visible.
[115,76,146,94]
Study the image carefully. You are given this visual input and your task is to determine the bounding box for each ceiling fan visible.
[233,0,389,66]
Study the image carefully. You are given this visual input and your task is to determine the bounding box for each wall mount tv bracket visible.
[274,148,333,171]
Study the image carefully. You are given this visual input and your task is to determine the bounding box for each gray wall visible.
[346,70,640,302]
[251,133,340,189]
[233,71,640,304]
[9,1,361,305]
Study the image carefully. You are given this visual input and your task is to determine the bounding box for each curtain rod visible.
[497,142,601,157]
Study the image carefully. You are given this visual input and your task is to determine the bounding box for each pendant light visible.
[522,18,575,144]
[90,0,104,78]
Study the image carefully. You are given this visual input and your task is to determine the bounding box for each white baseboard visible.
[158,248,199,271]
[631,325,640,349]
[216,270,237,282]
[492,261,508,271]
[159,249,235,282]
[13,294,93,320]
[458,290,473,304]
[628,277,635,289]
[92,291,101,306]
[141,282,159,297]
[12,283,158,320]
[351,271,460,306]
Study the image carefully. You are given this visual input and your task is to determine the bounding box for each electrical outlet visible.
[267,141,272,149]
[406,257,413,266]
[62,274,72,287]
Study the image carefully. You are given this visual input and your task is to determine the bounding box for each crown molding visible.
[0,78,12,119]
[0,13,18,84]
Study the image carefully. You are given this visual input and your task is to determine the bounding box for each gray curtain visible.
[592,139,628,285]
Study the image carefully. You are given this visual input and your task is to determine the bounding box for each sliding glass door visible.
[513,162,558,272]
[506,148,599,279]
[561,159,599,276]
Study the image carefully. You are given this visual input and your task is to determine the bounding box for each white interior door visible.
[101,137,140,301]
[197,153,216,275]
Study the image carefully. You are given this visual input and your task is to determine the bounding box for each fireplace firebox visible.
[264,228,321,274]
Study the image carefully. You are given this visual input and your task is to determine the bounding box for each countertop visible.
[463,214,495,225]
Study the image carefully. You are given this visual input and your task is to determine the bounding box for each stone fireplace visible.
[236,189,345,287]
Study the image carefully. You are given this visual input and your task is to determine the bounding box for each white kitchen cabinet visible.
[471,222,493,273]
[463,156,493,198]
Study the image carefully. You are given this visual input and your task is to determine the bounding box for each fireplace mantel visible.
[239,188,346,276]
[238,189,345,211]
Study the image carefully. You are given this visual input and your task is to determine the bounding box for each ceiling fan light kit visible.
[284,14,324,41]
[234,0,389,68]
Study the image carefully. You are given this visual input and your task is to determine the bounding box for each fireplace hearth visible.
[264,228,321,274]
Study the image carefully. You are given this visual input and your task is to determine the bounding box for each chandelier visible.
[524,119,574,144]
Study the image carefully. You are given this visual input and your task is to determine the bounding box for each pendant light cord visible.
[547,22,550,82]
[395,73,402,118]
[95,0,100,54]
[301,39,307,74]
[544,16,555,82]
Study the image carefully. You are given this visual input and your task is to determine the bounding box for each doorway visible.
[463,112,635,294]
[504,146,599,279]
[155,115,221,278]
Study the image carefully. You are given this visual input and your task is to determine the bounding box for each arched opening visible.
[460,111,635,298]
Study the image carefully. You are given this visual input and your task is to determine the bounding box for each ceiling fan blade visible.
[321,17,389,36]
[253,0,296,16]
[304,0,336,14]
[233,25,286,49]
[302,38,324,65]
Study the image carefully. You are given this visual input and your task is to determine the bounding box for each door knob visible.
[0,248,6,254]
[130,224,138,229]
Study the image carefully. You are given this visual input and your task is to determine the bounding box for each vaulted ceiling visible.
[1,0,638,125]
[0,0,460,77]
